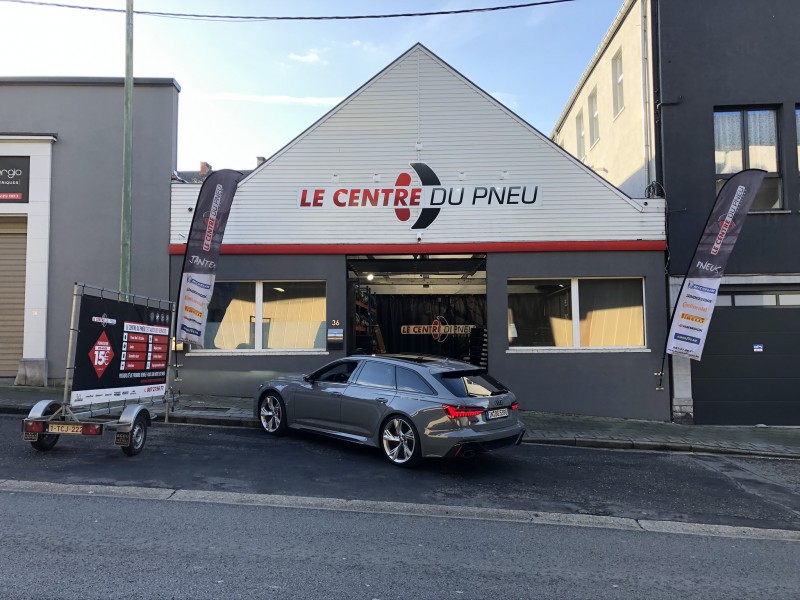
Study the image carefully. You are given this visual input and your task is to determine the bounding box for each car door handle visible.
[376,398,388,404]
[332,392,342,397]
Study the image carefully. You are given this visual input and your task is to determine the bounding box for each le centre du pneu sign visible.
[297,162,540,229]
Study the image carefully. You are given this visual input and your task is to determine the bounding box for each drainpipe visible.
[640,0,653,189]
[651,0,664,187]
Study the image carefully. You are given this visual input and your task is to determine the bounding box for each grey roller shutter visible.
[0,219,27,377]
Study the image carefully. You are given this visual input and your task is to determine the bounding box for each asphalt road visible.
[2,416,799,531]
[1,490,799,600]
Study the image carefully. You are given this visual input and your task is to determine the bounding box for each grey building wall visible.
[169,254,348,397]
[0,77,179,381]
[655,0,800,276]
[169,250,669,417]
[487,251,671,420]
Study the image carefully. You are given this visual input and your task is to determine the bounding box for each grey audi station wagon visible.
[254,354,525,467]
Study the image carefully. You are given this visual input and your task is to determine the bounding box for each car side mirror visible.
[303,375,314,383]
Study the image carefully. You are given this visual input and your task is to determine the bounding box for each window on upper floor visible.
[612,50,624,116]
[576,111,585,159]
[796,107,800,171]
[589,89,600,146]
[714,107,782,211]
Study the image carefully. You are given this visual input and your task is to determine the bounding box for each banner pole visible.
[62,283,82,408]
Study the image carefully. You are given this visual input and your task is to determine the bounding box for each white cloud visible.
[349,40,385,55]
[288,49,328,65]
[490,92,520,110]
[207,92,343,108]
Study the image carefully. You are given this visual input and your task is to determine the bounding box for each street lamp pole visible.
[120,0,134,295]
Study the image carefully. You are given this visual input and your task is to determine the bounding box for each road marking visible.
[1,479,799,542]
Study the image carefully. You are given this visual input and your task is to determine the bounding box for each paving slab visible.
[1,384,798,459]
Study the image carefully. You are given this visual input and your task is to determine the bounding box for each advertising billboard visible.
[71,294,171,406]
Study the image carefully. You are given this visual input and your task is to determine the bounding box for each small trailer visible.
[22,283,177,456]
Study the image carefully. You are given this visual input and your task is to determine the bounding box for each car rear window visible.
[437,371,509,398]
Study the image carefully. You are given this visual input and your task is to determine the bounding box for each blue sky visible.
[0,0,623,170]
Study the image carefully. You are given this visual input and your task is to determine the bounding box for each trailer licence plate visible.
[47,423,83,434]
[486,408,509,420]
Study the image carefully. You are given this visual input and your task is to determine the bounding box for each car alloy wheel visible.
[259,393,287,436]
[381,416,420,466]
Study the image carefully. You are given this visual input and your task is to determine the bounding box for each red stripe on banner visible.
[169,241,665,255]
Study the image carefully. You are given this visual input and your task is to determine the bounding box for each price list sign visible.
[121,325,169,372]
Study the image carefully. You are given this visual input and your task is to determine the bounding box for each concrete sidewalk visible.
[3,384,798,459]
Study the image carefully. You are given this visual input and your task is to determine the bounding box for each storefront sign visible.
[297,162,540,230]
[0,156,30,203]
[400,315,475,343]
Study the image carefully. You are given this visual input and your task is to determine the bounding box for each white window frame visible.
[188,280,329,356]
[612,49,624,116]
[575,111,585,159]
[588,88,600,147]
[714,106,782,211]
[506,277,649,354]
[795,107,800,171]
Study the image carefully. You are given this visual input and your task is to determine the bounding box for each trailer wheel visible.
[31,432,60,452]
[121,414,147,456]
[31,405,60,452]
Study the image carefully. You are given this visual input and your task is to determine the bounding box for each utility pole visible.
[120,0,134,295]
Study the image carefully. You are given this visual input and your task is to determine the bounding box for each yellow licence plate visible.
[47,423,83,434]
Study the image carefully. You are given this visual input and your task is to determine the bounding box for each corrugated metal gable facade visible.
[171,45,665,247]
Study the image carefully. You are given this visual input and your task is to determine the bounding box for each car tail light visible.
[81,424,103,436]
[24,421,45,433]
[511,401,519,411]
[443,405,484,419]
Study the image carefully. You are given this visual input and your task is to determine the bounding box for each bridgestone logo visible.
[203,184,224,252]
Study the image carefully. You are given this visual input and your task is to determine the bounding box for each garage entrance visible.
[347,254,487,365]
[692,291,800,425]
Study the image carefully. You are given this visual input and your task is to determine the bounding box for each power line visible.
[0,0,574,22]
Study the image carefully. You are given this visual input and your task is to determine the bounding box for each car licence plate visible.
[47,423,83,434]
[486,408,509,420]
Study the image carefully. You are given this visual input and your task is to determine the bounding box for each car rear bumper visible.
[422,422,526,458]
[445,430,525,458]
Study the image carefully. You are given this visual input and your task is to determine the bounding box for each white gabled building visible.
[171,44,670,420]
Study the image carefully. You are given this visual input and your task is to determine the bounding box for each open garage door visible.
[347,254,487,364]
[692,294,800,425]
